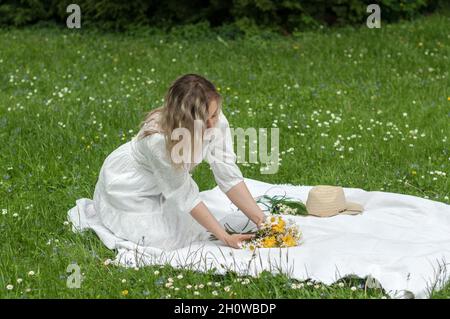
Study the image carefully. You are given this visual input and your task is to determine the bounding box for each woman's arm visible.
[190,202,228,242]
[225,181,266,227]
[190,201,255,248]
[205,111,265,228]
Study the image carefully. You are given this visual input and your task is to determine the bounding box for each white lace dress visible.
[91,110,244,250]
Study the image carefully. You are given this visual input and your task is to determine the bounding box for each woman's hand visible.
[222,233,255,249]
[254,213,266,229]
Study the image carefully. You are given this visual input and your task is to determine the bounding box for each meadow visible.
[0,13,449,298]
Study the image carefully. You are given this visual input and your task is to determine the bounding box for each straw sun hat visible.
[306,185,364,217]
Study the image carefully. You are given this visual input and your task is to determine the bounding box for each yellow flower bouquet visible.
[240,215,302,250]
[208,191,304,248]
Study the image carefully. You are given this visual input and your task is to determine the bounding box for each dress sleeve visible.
[138,133,202,214]
[205,110,244,193]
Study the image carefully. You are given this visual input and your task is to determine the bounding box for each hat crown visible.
[306,185,347,217]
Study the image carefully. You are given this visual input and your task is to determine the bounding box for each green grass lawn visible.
[0,13,449,299]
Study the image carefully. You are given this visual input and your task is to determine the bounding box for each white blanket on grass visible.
[68,178,450,299]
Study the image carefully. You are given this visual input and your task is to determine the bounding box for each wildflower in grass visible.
[176,274,183,279]
[154,270,160,275]
[103,259,112,266]
[212,290,219,296]
[121,279,126,283]
[186,284,192,289]
[17,278,23,284]
[429,170,446,177]
[121,290,129,296]
[1,208,7,215]
[351,286,357,291]
[6,284,13,290]
[28,271,35,276]
[194,291,200,296]
[224,286,231,292]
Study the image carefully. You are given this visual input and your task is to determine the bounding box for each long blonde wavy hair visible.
[138,74,222,171]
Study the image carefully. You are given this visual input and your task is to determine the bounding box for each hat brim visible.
[340,201,364,215]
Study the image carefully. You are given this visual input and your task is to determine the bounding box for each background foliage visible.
[0,0,448,33]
